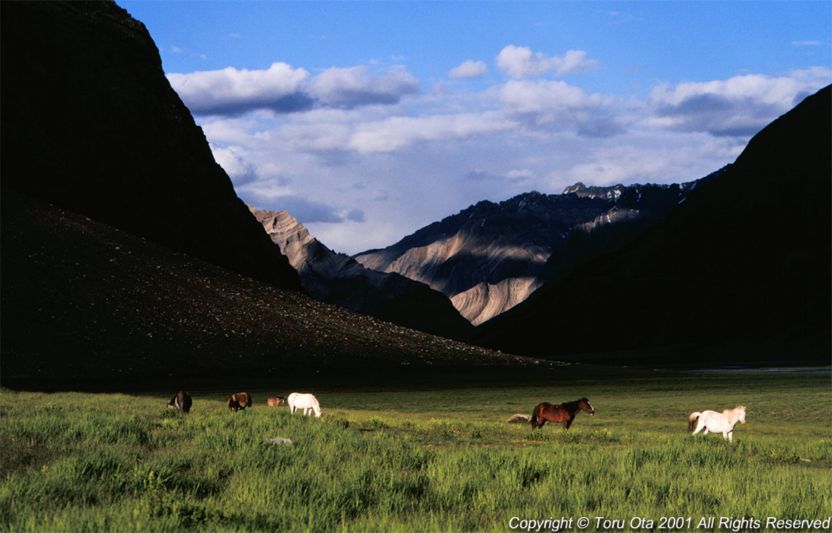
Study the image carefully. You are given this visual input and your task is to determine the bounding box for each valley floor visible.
[1,370,830,531]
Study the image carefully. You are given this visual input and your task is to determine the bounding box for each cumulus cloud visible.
[309,65,419,107]
[168,62,311,115]
[168,63,419,116]
[450,60,488,79]
[648,68,832,136]
[498,79,623,136]
[496,45,598,78]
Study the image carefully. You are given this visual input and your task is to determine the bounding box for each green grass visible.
[1,371,830,532]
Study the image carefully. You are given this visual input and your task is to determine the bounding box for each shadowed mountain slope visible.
[251,209,474,340]
[477,86,832,363]
[356,185,694,325]
[1,192,536,388]
[1,1,300,290]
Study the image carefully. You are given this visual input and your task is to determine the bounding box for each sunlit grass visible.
[1,372,829,531]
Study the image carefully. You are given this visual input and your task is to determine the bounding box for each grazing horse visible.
[287,392,321,418]
[167,390,192,413]
[267,396,286,407]
[530,398,595,430]
[689,406,746,442]
[227,392,252,412]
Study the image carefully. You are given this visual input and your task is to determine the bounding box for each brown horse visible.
[530,398,595,430]
[227,392,252,412]
[266,396,285,407]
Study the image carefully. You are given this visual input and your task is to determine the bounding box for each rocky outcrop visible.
[356,185,695,324]
[450,277,541,326]
[252,209,474,340]
[1,1,300,290]
[477,86,832,364]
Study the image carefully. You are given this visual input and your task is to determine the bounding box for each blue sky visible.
[123,1,831,254]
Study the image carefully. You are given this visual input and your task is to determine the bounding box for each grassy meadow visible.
[1,370,830,532]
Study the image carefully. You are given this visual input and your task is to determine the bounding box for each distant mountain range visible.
[251,209,473,340]
[355,182,696,324]
[476,85,831,364]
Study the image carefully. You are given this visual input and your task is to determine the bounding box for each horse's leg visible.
[565,417,574,430]
[692,420,704,435]
[726,431,732,442]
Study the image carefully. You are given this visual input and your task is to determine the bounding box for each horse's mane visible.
[560,399,584,410]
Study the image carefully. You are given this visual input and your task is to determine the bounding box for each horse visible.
[227,392,252,412]
[167,390,192,413]
[505,414,531,424]
[689,405,746,442]
[530,398,595,430]
[267,396,286,407]
[287,392,321,418]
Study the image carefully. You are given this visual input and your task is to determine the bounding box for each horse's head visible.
[579,398,595,415]
[737,406,746,424]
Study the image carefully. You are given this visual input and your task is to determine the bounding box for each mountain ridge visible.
[252,208,474,340]
[355,183,695,324]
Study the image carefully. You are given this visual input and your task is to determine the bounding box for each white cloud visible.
[648,68,832,136]
[347,112,514,154]
[168,62,419,116]
[498,80,624,136]
[450,60,488,79]
[791,40,821,47]
[309,65,419,107]
[168,62,310,115]
[496,45,598,78]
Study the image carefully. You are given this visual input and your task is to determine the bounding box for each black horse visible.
[167,390,193,413]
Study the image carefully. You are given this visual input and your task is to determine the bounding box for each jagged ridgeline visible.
[1,1,300,290]
[355,183,697,325]
[251,209,474,341]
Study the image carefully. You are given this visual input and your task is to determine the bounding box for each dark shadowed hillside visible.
[477,86,832,364]
[252,209,474,341]
[1,1,300,290]
[1,191,537,388]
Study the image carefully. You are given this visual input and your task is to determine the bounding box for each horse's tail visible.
[688,412,700,432]
[530,406,538,428]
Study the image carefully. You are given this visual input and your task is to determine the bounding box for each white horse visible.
[688,405,746,442]
[287,392,321,418]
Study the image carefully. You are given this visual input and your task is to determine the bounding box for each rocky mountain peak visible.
[250,207,474,340]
